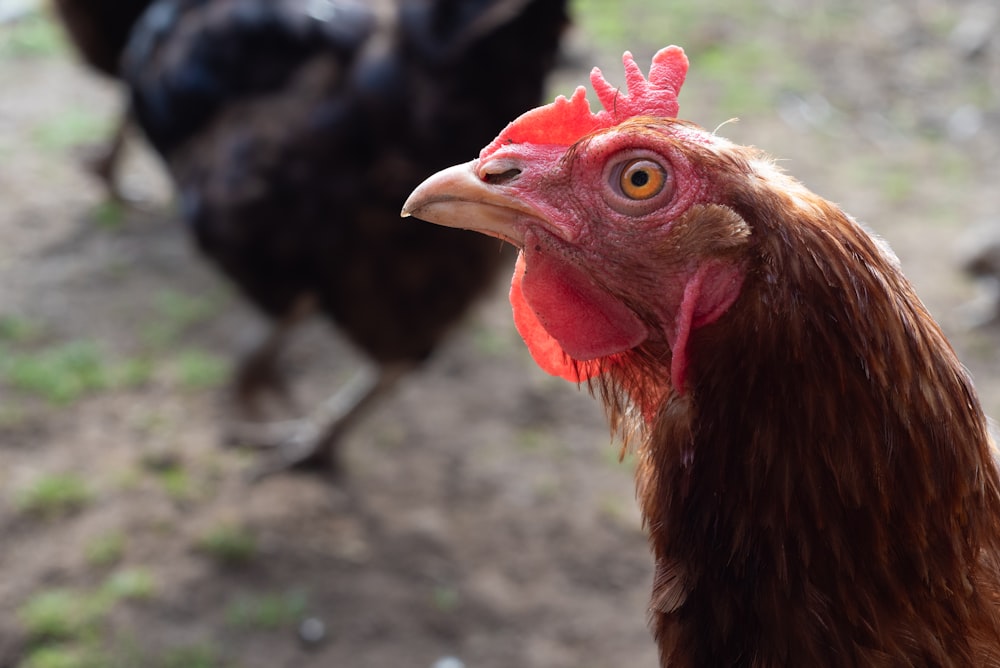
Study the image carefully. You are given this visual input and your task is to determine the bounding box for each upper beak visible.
[401,160,542,247]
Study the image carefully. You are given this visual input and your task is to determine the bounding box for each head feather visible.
[480,45,688,160]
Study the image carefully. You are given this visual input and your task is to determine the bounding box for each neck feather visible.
[605,182,1000,666]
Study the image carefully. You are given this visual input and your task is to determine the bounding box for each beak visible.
[402,160,543,247]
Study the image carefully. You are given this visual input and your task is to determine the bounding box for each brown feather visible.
[591,135,1000,666]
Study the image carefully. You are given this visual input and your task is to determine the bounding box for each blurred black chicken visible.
[51,0,154,199]
[122,0,569,475]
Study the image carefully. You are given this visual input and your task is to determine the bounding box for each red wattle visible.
[511,254,588,381]
[509,248,648,382]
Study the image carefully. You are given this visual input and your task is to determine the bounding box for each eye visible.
[619,159,666,200]
[602,152,675,216]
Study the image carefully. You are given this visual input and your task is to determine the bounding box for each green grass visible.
[571,0,632,47]
[85,532,126,568]
[157,644,225,668]
[0,316,43,344]
[101,569,157,602]
[196,524,258,565]
[142,291,219,348]
[3,342,108,403]
[601,443,636,469]
[147,455,221,504]
[15,473,93,518]
[130,411,178,442]
[139,290,230,390]
[598,495,633,524]
[20,639,229,668]
[697,41,811,115]
[17,571,165,668]
[0,341,152,405]
[430,584,461,613]
[91,200,127,230]
[225,590,307,630]
[115,357,155,388]
[18,590,108,643]
[566,0,824,123]
[571,0,764,56]
[18,645,106,668]
[846,154,927,207]
[469,322,515,357]
[32,110,110,152]
[879,165,917,204]
[932,145,975,198]
[0,13,67,59]
[172,350,230,390]
[155,465,194,501]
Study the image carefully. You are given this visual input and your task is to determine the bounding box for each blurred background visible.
[0,0,997,666]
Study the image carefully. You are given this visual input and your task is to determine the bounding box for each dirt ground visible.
[1,1,999,667]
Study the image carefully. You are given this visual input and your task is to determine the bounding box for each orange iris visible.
[619,159,666,200]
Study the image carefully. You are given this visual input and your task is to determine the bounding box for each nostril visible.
[483,168,521,185]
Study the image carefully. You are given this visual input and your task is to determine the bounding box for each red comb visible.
[481,46,688,159]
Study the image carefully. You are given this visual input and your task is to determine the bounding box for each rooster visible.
[404,46,1000,666]
[51,0,153,200]
[122,0,567,475]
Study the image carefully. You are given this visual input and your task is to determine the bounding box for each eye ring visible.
[619,159,666,200]
[601,151,675,217]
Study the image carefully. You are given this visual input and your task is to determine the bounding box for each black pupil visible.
[630,170,650,187]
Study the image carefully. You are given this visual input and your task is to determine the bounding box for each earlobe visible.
[668,259,744,393]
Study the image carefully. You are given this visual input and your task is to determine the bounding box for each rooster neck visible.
[632,193,1000,666]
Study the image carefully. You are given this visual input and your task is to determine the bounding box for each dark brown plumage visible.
[51,0,153,199]
[123,0,568,474]
[405,47,1000,666]
[624,149,1000,666]
[52,0,152,76]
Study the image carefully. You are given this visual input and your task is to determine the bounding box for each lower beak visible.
[402,160,536,247]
